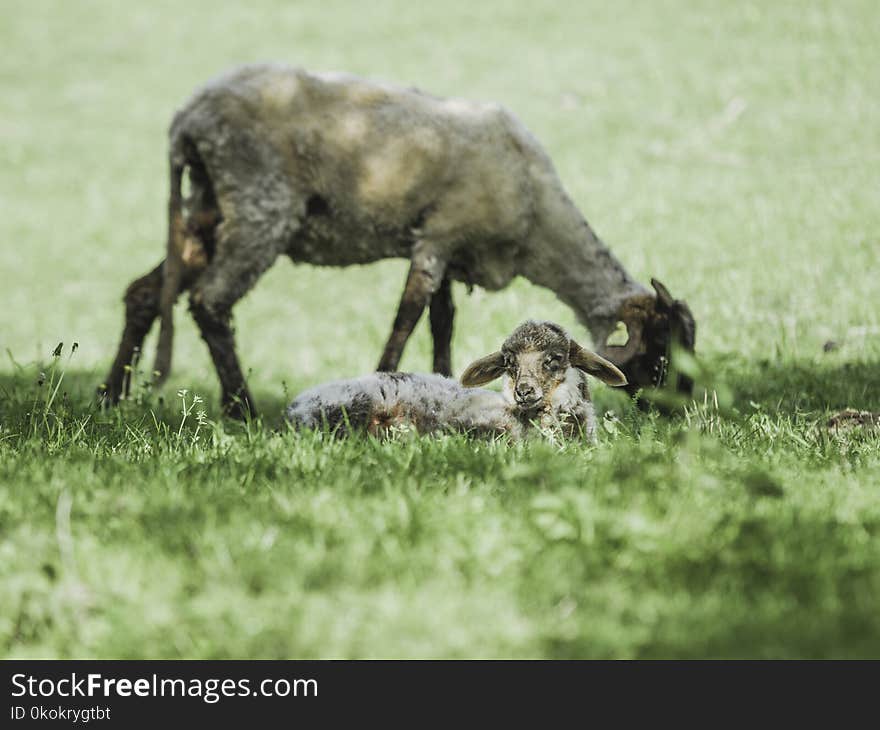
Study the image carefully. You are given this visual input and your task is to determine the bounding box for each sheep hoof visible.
[223,395,258,422]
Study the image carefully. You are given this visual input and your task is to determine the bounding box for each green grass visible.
[2,0,879,658]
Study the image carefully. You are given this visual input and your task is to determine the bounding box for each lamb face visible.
[460,320,628,437]
[499,321,573,419]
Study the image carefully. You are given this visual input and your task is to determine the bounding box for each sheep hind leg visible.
[188,228,288,420]
[429,275,454,376]
[99,261,165,404]
[190,296,256,421]
[377,242,448,372]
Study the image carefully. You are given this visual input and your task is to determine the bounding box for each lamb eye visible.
[545,357,562,371]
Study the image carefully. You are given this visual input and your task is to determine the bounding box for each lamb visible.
[99,64,695,419]
[286,320,627,442]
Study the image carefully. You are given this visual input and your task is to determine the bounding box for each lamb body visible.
[101,65,694,418]
[286,321,627,441]
[286,373,519,438]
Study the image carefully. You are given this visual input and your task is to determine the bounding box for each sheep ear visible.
[569,341,628,387]
[651,277,676,310]
[460,351,506,387]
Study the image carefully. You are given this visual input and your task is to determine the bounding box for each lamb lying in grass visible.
[286,321,627,441]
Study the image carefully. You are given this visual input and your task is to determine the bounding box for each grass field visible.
[2,0,879,658]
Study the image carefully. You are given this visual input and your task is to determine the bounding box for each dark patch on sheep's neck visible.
[410,205,433,234]
[306,193,331,217]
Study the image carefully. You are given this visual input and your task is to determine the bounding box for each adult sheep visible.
[100,64,696,418]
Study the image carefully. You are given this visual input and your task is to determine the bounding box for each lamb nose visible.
[516,384,536,400]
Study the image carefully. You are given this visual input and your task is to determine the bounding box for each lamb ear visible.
[460,352,506,387]
[569,341,628,387]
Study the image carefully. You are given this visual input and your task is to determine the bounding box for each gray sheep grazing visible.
[286,320,627,442]
[100,64,695,419]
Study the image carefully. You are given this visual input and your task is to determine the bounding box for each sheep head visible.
[460,320,627,418]
[599,279,696,397]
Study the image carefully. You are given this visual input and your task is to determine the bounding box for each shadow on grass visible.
[717,356,880,415]
[0,365,295,430]
[1,354,878,432]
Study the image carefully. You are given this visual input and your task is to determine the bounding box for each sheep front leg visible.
[100,261,164,403]
[377,242,448,372]
[429,275,455,376]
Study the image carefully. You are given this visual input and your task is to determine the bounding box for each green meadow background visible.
[1,0,878,657]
